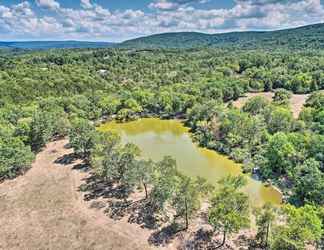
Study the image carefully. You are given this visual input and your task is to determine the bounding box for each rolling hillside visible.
[2,23,324,51]
[120,23,324,49]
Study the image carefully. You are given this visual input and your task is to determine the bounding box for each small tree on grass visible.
[116,143,141,185]
[69,118,96,162]
[91,133,141,188]
[149,156,178,212]
[208,175,250,249]
[130,159,155,199]
[172,174,213,231]
[90,131,121,181]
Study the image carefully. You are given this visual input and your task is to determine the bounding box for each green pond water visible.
[99,118,282,206]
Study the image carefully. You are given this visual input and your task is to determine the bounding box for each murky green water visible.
[99,118,282,206]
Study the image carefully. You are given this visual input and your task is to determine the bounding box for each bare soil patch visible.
[0,139,153,250]
[233,92,309,118]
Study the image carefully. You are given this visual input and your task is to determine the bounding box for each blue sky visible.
[0,0,324,41]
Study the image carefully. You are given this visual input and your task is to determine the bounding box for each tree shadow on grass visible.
[80,176,128,201]
[182,227,216,250]
[71,168,185,246]
[148,222,183,247]
[127,199,160,230]
[79,174,161,230]
[54,152,90,173]
[54,152,79,165]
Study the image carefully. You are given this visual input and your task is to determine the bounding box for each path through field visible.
[0,139,156,250]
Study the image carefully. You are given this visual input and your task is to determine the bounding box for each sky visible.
[0,0,324,42]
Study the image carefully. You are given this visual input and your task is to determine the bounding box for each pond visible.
[99,118,282,206]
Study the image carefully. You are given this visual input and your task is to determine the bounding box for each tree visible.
[30,110,56,151]
[172,175,212,230]
[91,132,141,186]
[69,118,96,161]
[291,158,324,206]
[150,156,178,211]
[98,96,121,116]
[273,89,292,106]
[262,132,296,177]
[116,143,141,185]
[208,175,250,248]
[131,159,155,199]
[254,203,277,249]
[0,136,34,179]
[272,205,322,250]
[243,96,270,115]
[90,131,121,181]
[265,106,293,134]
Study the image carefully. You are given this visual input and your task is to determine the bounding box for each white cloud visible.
[35,0,60,10]
[80,0,93,9]
[0,0,323,41]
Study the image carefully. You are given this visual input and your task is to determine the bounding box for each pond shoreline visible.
[98,117,283,206]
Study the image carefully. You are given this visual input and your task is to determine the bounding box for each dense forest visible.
[0,44,323,249]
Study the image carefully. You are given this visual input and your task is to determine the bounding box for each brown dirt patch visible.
[0,139,156,250]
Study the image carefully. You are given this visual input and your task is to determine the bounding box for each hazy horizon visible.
[1,21,323,43]
[1,0,324,42]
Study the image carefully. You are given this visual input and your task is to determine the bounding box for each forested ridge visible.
[2,23,324,51]
[0,46,323,249]
[121,23,324,49]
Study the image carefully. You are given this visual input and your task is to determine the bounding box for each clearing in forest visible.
[233,92,309,118]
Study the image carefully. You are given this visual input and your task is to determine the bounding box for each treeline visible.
[68,118,323,249]
[1,49,324,104]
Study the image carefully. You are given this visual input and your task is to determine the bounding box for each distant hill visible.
[120,23,324,49]
[0,41,115,50]
[2,23,324,51]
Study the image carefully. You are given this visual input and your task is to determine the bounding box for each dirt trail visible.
[0,139,157,250]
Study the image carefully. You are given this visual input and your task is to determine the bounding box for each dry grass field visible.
[0,140,154,250]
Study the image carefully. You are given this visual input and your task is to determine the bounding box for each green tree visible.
[0,136,34,179]
[292,158,324,206]
[150,156,178,211]
[90,131,121,181]
[208,175,250,248]
[272,205,322,250]
[30,110,56,151]
[262,132,296,177]
[273,89,292,106]
[131,159,155,199]
[98,96,121,116]
[172,175,212,230]
[265,106,293,134]
[254,203,277,249]
[69,118,96,161]
[243,96,270,115]
[116,143,141,184]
